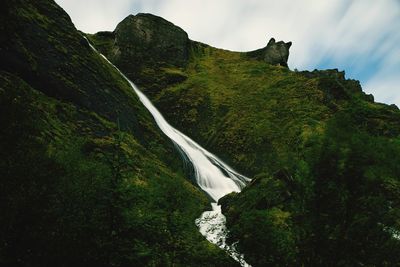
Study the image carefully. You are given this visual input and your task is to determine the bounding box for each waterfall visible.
[87,38,251,266]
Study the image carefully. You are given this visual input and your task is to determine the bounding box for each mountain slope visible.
[90,13,400,266]
[0,1,237,266]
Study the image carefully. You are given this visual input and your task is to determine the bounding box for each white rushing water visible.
[87,38,252,266]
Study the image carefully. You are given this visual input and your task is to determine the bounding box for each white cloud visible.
[364,76,400,106]
[55,0,400,106]
[364,48,400,105]
[54,0,133,33]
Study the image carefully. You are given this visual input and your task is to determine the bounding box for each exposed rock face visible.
[264,38,292,66]
[113,13,190,70]
[247,38,292,67]
[89,13,190,96]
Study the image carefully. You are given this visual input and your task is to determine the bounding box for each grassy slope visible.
[160,45,400,266]
[155,45,331,176]
[160,46,400,266]
[0,1,236,266]
[96,30,400,266]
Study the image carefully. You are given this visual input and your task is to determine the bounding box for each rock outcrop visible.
[88,13,190,96]
[113,13,190,69]
[247,38,292,67]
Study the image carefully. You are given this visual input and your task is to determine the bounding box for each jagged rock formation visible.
[247,38,292,67]
[264,38,292,66]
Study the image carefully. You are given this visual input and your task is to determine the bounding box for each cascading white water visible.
[87,39,251,266]
[125,80,250,201]
[131,79,252,267]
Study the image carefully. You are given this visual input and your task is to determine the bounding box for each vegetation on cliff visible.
[92,12,400,266]
[0,1,236,266]
[2,0,400,266]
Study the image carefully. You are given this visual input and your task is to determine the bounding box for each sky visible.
[55,0,400,106]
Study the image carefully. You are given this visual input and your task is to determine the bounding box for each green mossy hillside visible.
[219,113,400,266]
[98,17,400,266]
[160,49,400,266]
[0,1,237,266]
[162,47,400,266]
[0,71,234,266]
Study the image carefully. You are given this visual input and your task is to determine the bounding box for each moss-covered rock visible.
[87,13,190,98]
[114,13,190,69]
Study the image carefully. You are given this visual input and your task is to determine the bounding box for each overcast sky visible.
[55,0,400,106]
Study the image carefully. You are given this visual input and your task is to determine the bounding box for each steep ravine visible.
[87,39,252,266]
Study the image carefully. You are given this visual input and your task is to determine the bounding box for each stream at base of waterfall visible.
[196,203,251,267]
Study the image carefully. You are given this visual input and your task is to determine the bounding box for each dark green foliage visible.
[219,173,298,266]
[0,0,236,265]
[0,71,235,266]
[219,111,400,266]
[231,209,297,266]
[301,113,400,266]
